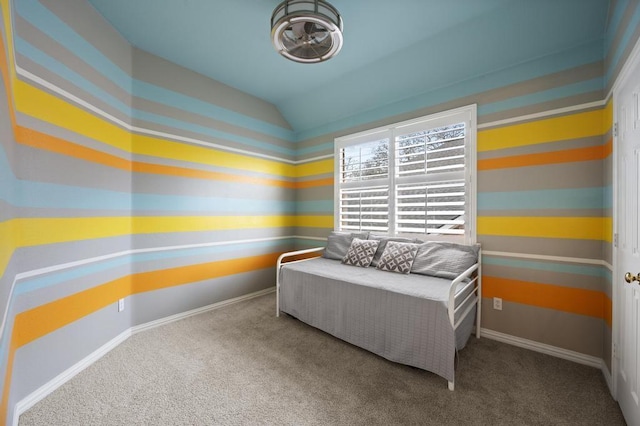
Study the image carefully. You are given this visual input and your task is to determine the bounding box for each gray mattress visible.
[279,257,477,383]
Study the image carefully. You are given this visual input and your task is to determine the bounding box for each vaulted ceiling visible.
[87,0,610,134]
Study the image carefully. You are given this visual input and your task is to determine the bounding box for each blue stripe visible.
[478,78,603,116]
[296,141,334,156]
[604,0,630,52]
[483,255,611,280]
[295,41,603,139]
[15,37,296,155]
[15,239,294,296]
[16,0,295,140]
[0,149,294,213]
[605,1,640,85]
[295,200,334,214]
[478,187,606,211]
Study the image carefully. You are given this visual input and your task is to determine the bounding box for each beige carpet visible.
[20,293,625,425]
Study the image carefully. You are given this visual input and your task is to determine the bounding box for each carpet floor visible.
[20,292,625,425]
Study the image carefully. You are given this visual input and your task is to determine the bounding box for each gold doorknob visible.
[625,272,640,283]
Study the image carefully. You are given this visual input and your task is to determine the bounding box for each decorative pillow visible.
[376,241,420,274]
[368,235,415,267]
[342,238,380,267]
[411,242,480,279]
[323,231,369,260]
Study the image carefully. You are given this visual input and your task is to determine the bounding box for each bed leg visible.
[448,380,454,391]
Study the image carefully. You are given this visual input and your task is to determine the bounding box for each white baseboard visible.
[480,328,602,368]
[12,287,275,426]
[601,359,615,396]
[131,287,275,335]
[12,328,132,426]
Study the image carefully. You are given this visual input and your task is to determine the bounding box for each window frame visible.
[334,104,477,244]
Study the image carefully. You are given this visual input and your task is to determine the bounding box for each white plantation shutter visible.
[395,122,466,236]
[339,186,389,232]
[335,106,476,242]
[396,181,465,235]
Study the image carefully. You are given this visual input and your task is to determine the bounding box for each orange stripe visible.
[15,126,132,171]
[478,145,605,171]
[295,177,333,189]
[602,137,613,158]
[13,125,297,188]
[12,252,280,348]
[483,276,605,319]
[604,295,612,328]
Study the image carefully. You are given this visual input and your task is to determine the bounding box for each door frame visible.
[612,35,640,401]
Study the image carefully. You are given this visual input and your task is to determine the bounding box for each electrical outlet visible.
[118,298,125,312]
[493,297,502,311]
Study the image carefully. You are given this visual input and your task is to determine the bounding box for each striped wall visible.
[293,0,640,383]
[0,1,298,424]
[0,1,638,424]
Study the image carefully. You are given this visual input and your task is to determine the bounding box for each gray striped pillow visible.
[323,231,369,260]
[411,242,479,279]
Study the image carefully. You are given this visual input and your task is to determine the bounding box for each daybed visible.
[276,232,481,390]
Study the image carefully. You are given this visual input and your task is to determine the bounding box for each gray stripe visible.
[132,172,295,200]
[10,236,131,273]
[478,235,603,260]
[607,19,640,93]
[133,48,291,131]
[40,0,132,75]
[14,14,131,108]
[132,100,295,160]
[15,53,131,126]
[603,242,613,266]
[15,264,131,313]
[131,228,297,250]
[604,0,639,78]
[294,227,333,240]
[481,299,604,358]
[603,324,612,372]
[477,135,604,160]
[478,209,606,217]
[16,244,287,313]
[297,173,333,182]
[131,269,274,326]
[0,201,12,222]
[11,303,130,411]
[298,187,332,202]
[482,264,604,292]
[479,161,603,191]
[12,142,132,192]
[479,92,604,128]
[295,62,604,150]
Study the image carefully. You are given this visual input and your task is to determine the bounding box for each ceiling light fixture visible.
[270,0,344,64]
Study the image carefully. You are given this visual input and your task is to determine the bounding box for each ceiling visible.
[87,0,610,134]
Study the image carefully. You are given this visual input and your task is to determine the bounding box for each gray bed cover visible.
[279,257,476,383]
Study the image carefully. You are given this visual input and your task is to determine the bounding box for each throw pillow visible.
[411,242,480,279]
[323,231,369,260]
[376,241,420,274]
[342,238,380,267]
[368,235,415,267]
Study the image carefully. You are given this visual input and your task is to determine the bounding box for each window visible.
[334,105,476,243]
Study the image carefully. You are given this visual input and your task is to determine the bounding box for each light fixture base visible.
[270,0,344,63]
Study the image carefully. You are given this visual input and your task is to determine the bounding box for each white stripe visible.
[15,66,304,165]
[292,235,328,242]
[0,236,295,344]
[478,100,606,130]
[483,250,612,269]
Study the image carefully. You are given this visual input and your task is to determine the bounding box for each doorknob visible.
[625,272,640,283]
